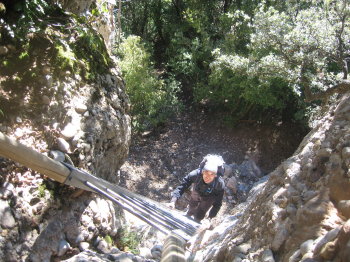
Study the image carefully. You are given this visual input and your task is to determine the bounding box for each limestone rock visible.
[61,123,78,140]
[337,200,350,219]
[261,249,275,262]
[0,200,15,228]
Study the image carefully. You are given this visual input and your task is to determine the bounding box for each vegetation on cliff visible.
[0,0,113,124]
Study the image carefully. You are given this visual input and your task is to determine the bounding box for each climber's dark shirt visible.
[171,168,225,218]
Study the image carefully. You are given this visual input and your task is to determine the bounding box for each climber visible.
[169,154,225,222]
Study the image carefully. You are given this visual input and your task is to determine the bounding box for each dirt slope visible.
[120,110,307,203]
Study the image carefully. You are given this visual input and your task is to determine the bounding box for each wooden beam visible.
[0,132,70,183]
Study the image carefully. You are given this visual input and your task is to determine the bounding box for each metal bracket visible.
[60,162,96,191]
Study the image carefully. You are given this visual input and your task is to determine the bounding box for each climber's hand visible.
[200,218,214,230]
[167,197,177,209]
[168,202,175,209]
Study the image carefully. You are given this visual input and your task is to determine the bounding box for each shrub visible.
[117,35,181,132]
[193,48,300,123]
[115,226,140,254]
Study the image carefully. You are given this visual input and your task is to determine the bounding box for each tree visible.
[250,0,350,103]
[117,35,181,131]
[202,0,349,122]
[119,0,349,124]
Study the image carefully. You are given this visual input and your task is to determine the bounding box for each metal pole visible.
[0,132,199,242]
[105,187,181,234]
[117,192,197,236]
[85,181,172,235]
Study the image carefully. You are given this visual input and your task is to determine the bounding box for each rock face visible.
[0,0,130,183]
[0,1,142,260]
[52,0,117,50]
[1,1,350,262]
[188,93,350,261]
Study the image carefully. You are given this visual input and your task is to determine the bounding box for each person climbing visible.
[169,154,225,222]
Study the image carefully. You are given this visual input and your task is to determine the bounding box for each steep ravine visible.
[2,1,350,262]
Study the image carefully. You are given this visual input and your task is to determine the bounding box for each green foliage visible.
[104,235,113,245]
[219,10,252,55]
[195,50,296,122]
[251,1,349,119]
[13,0,58,38]
[2,0,111,78]
[194,0,349,123]
[120,0,223,99]
[38,183,46,198]
[116,227,140,254]
[73,28,112,80]
[90,1,109,19]
[120,0,349,125]
[0,0,116,125]
[54,43,76,72]
[166,34,211,91]
[117,35,181,132]
[38,182,53,198]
